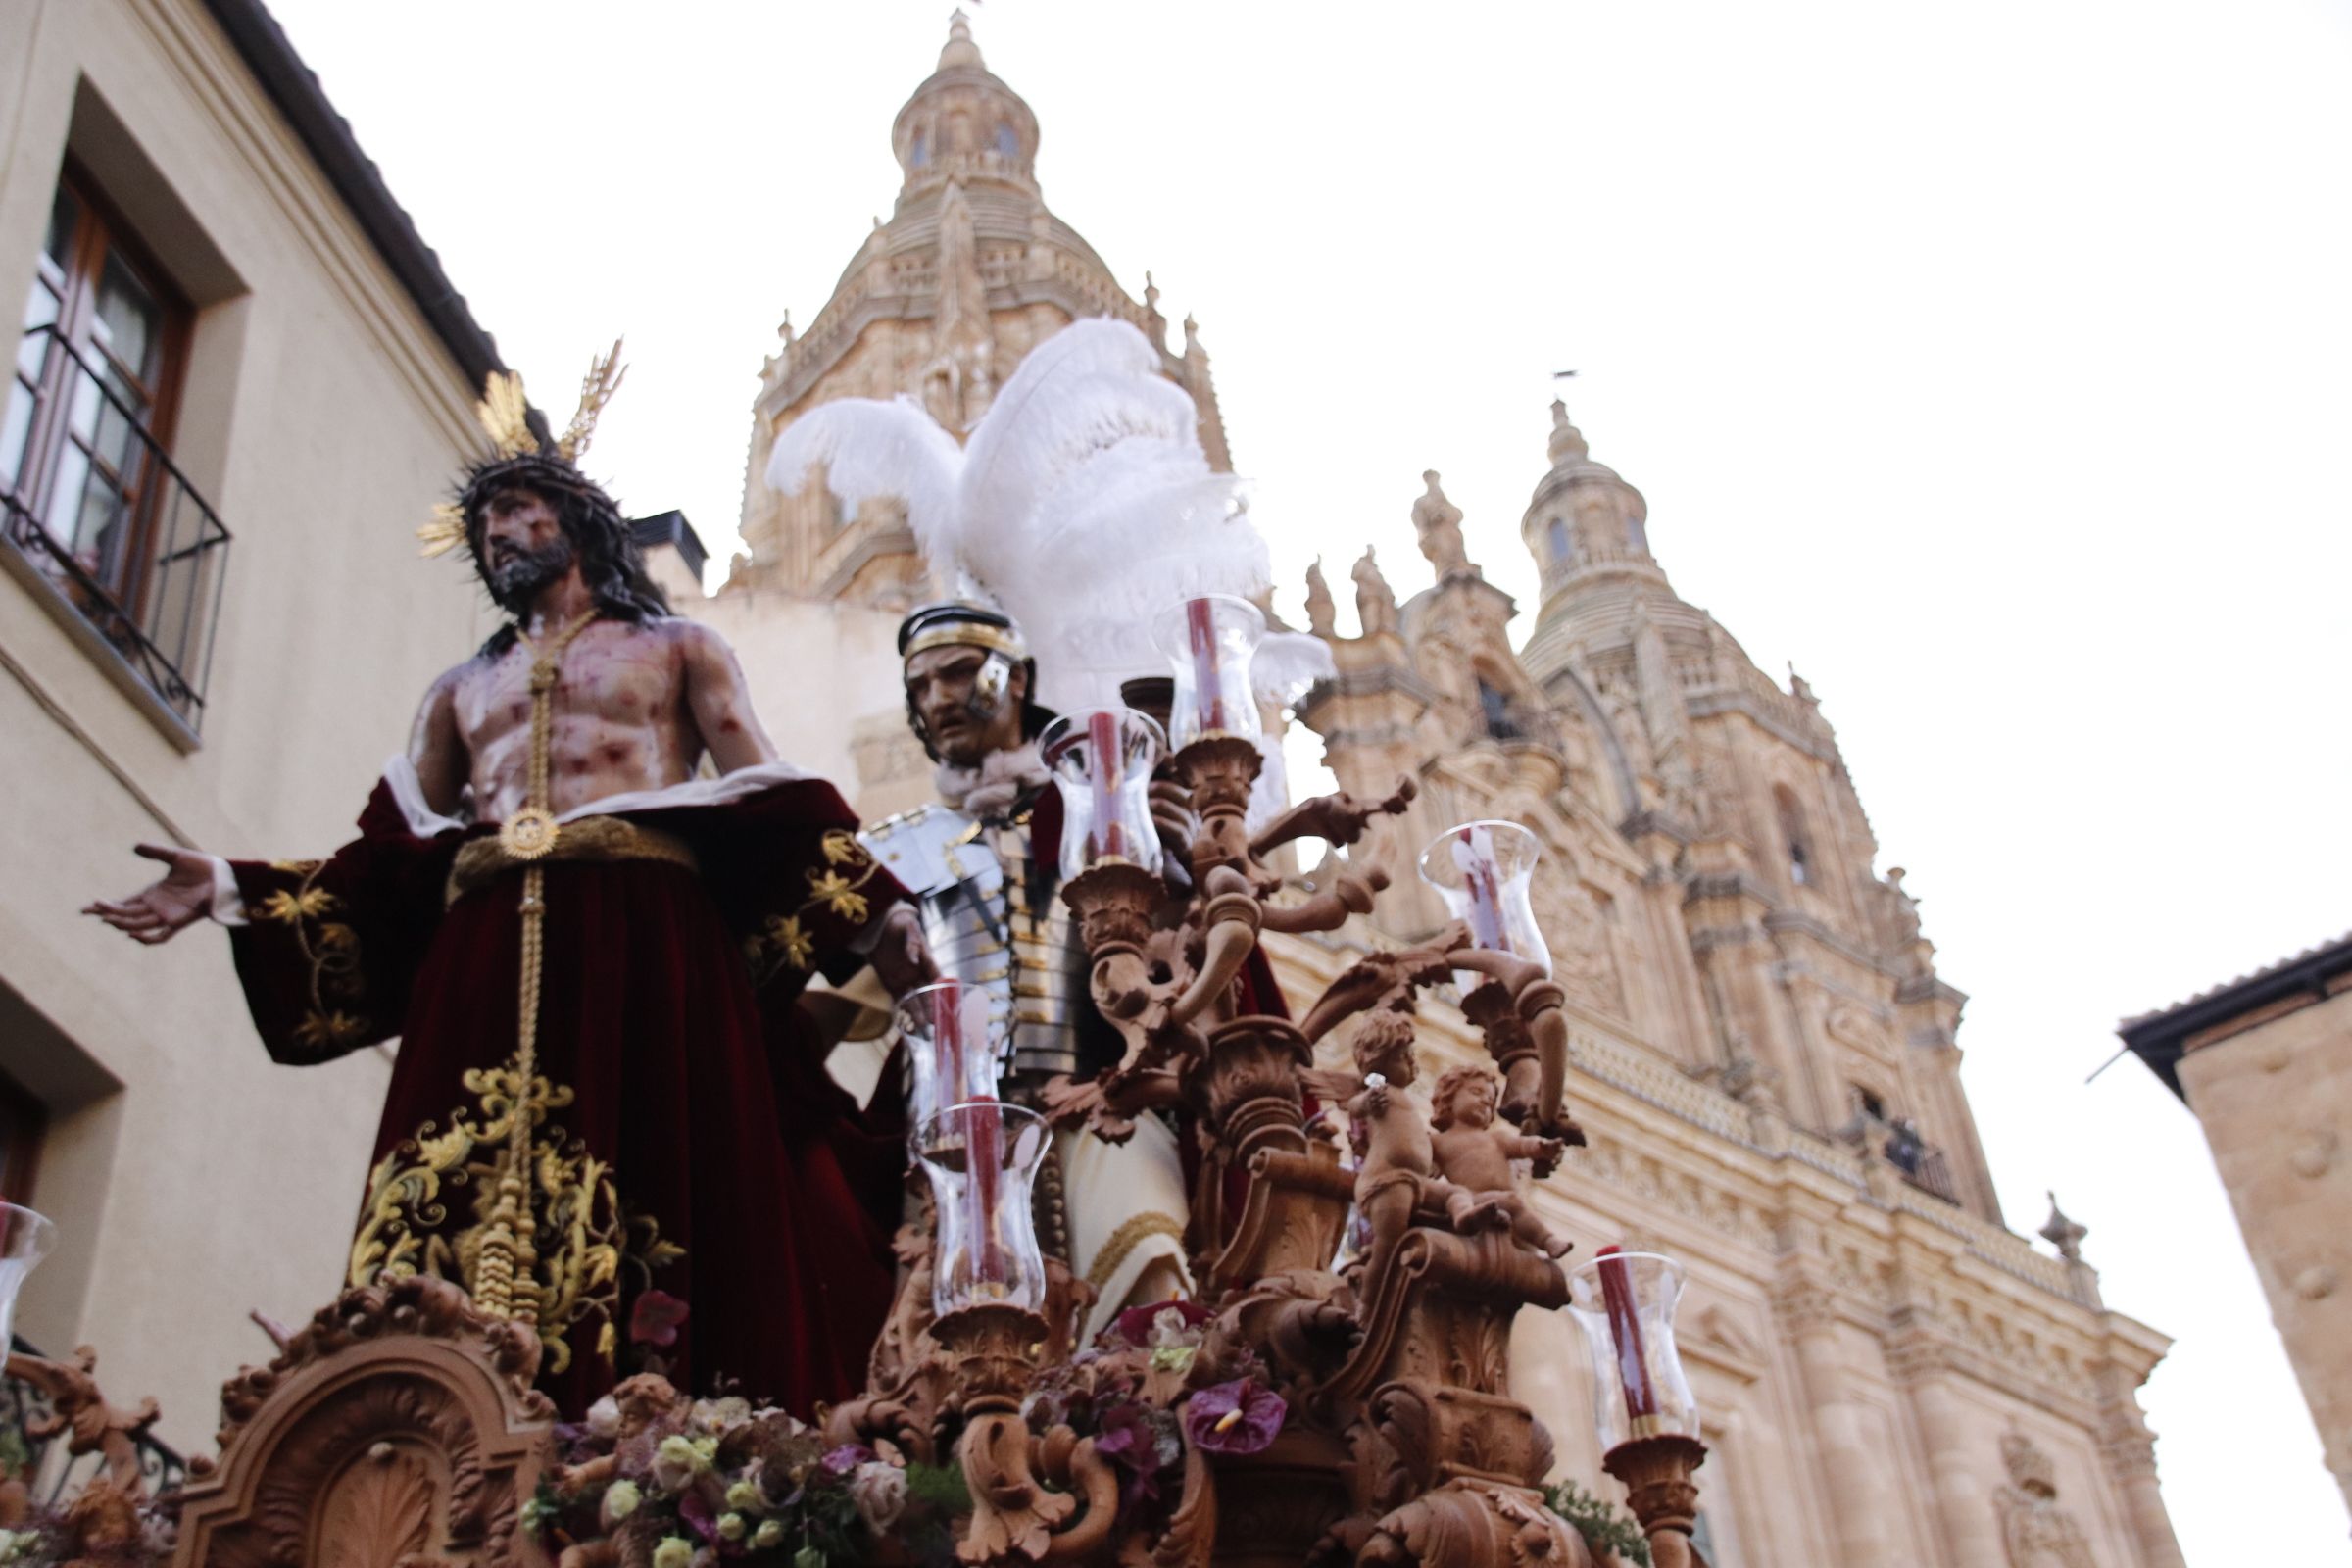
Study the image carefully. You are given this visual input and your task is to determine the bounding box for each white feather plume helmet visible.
[766,318,1332,712]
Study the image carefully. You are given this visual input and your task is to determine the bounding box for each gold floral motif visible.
[808,868,870,924]
[349,1067,677,1375]
[258,886,338,924]
[296,1010,368,1052]
[738,831,889,986]
[255,859,379,1052]
[768,915,815,970]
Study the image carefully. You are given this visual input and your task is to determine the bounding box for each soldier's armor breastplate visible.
[858,801,1091,1090]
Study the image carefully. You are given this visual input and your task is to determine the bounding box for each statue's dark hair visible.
[458,455,670,656]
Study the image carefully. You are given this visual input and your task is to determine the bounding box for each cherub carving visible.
[1345,1013,1440,1306]
[1427,1065,1573,1258]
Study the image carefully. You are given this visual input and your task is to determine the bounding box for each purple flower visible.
[1110,1298,1210,1348]
[1096,1410,1185,1523]
[1182,1379,1286,1455]
[631,1290,691,1348]
[820,1443,873,1477]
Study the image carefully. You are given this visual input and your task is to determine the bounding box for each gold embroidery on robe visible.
[255,860,378,1052]
[742,834,889,986]
[349,1065,678,1374]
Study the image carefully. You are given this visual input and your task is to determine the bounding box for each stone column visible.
[2099,1406,2187,1568]
[1776,1277,1895,1568]
[1890,1331,2006,1568]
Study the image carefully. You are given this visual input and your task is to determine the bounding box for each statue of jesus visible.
[85,360,929,1416]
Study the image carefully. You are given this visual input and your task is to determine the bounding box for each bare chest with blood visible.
[459,623,699,822]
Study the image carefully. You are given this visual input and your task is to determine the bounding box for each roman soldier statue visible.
[85,349,930,1416]
[861,601,1193,1330]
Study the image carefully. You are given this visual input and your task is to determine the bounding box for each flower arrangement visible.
[524,1376,968,1568]
[509,1296,1293,1567]
[1016,1298,1289,1536]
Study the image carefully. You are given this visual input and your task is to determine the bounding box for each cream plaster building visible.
[0,0,506,1451]
[2121,935,2352,1517]
[712,17,2193,1568]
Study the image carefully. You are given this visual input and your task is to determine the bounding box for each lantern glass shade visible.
[1152,595,1266,749]
[1417,820,1554,989]
[1040,708,1167,881]
[1565,1250,1700,1449]
[0,1205,56,1352]
[896,979,1005,1136]
[916,1102,1052,1318]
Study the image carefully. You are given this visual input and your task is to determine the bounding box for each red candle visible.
[1595,1245,1659,1426]
[939,985,1004,1288]
[1455,825,1511,954]
[1087,709,1125,860]
[1186,598,1227,736]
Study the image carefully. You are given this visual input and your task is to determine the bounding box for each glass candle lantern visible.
[916,1102,1052,1318]
[1565,1248,1700,1449]
[1152,594,1266,749]
[0,1205,56,1354]
[1417,820,1554,989]
[897,979,1005,1136]
[1040,707,1166,881]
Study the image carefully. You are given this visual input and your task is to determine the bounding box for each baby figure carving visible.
[1428,1065,1575,1259]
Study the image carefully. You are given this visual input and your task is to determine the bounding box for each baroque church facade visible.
[706,17,2188,1568]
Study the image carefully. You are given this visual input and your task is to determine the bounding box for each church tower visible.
[1301,401,2000,1224]
[725,11,1231,608]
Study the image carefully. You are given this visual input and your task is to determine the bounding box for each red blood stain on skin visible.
[717,718,743,735]
[510,701,530,723]
[602,742,631,765]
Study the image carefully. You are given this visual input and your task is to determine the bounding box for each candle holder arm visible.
[1297,927,1467,1044]
[1166,866,1263,1025]
[1247,775,1416,860]
[1445,949,1582,1143]
[1259,861,1391,936]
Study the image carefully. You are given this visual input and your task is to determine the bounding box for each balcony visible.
[1,1335,187,1504]
[2,324,231,732]
[1838,1111,1963,1206]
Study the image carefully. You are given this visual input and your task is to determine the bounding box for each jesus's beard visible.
[484,536,578,612]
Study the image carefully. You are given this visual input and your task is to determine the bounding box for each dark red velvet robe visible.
[222,771,906,1417]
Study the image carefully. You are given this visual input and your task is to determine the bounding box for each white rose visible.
[849,1459,908,1533]
[602,1478,643,1523]
[651,1539,694,1568]
[717,1512,747,1542]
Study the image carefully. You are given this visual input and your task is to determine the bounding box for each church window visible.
[994,122,1020,158]
[1545,516,1570,564]
[1627,512,1650,554]
[910,129,931,168]
[1478,676,1521,741]
[1854,1085,1886,1122]
[1775,785,1813,888]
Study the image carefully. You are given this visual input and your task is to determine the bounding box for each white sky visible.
[269,0,2352,1554]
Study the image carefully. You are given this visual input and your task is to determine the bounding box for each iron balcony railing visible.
[0,1335,188,1504]
[3,323,230,730]
[1836,1111,1964,1207]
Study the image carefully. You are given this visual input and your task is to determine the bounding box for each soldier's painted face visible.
[905,644,1027,767]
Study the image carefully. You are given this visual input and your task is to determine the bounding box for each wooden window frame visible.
[10,161,195,626]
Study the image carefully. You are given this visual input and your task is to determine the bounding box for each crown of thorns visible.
[417,339,626,557]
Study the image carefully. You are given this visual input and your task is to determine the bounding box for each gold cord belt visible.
[470,609,599,1327]
[446,816,698,906]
